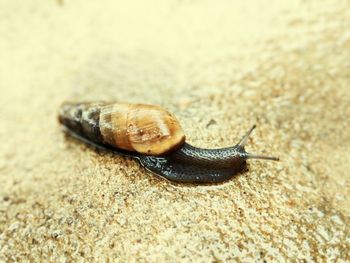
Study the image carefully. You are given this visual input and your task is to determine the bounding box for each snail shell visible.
[59,102,279,183]
[58,102,185,155]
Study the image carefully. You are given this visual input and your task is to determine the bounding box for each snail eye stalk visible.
[237,125,279,161]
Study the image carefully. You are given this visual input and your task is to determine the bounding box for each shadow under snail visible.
[58,102,279,183]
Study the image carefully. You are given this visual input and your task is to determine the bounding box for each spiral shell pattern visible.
[58,102,185,156]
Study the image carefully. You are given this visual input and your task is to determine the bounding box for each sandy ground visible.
[1,0,350,261]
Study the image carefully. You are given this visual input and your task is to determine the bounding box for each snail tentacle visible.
[237,124,256,147]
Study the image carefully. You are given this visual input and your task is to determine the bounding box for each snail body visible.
[59,102,278,183]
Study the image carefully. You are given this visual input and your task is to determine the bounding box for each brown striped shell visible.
[58,102,186,156]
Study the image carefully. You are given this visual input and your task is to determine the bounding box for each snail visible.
[58,102,279,183]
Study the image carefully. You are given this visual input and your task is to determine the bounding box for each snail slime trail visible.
[58,102,279,183]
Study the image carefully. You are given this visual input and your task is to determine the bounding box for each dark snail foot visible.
[61,127,245,183]
[61,125,278,184]
[138,155,245,183]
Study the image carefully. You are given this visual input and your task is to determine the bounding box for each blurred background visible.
[0,0,349,261]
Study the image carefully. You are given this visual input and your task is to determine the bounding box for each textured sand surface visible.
[1,0,350,261]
